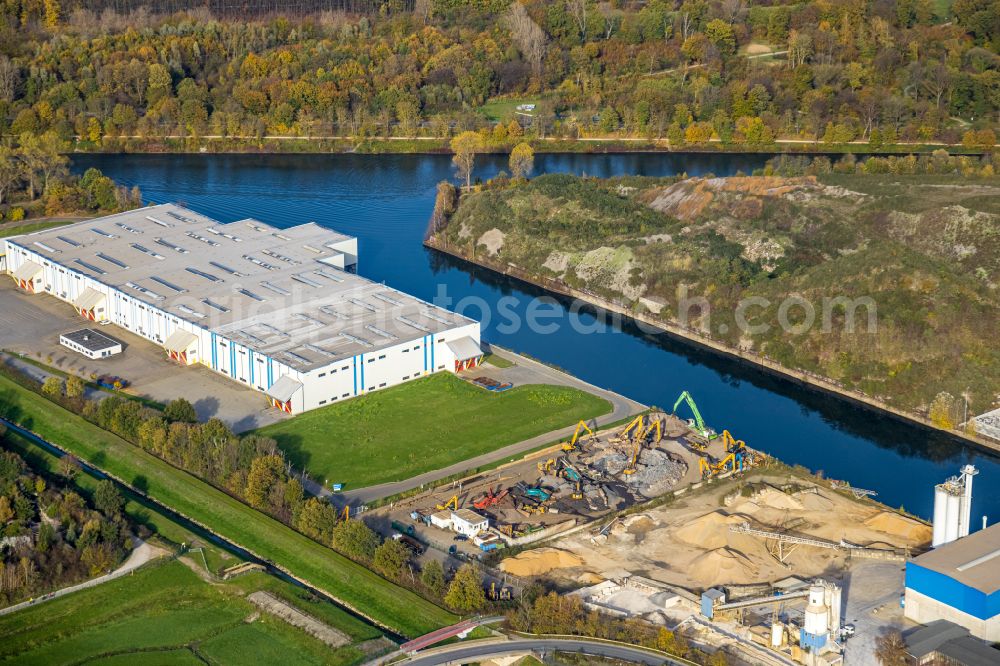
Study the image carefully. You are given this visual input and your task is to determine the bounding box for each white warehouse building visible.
[1,204,483,414]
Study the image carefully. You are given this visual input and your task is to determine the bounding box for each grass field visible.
[254,374,611,489]
[0,373,456,637]
[478,97,538,121]
[0,219,78,238]
[0,559,377,665]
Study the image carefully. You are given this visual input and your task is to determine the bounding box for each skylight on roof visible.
[125,281,164,300]
[314,269,344,283]
[175,304,205,319]
[373,292,404,306]
[260,281,290,296]
[348,298,377,312]
[185,231,220,247]
[185,267,222,283]
[291,274,322,288]
[154,238,188,254]
[149,276,185,293]
[74,259,106,275]
[96,252,129,269]
[397,316,430,332]
[365,324,396,339]
[209,261,245,277]
[115,222,143,234]
[202,298,230,313]
[146,216,171,228]
[90,228,118,239]
[236,288,264,302]
[131,243,165,260]
[340,332,373,348]
[56,235,80,247]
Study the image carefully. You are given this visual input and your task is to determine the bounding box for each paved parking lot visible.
[0,280,286,432]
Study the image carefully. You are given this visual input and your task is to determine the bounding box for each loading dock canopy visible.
[12,261,42,282]
[445,336,482,361]
[265,375,303,403]
[73,287,106,312]
[163,329,198,354]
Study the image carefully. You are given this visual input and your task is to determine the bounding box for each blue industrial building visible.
[905,523,1000,642]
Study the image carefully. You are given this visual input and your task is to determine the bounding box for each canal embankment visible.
[423,235,1000,458]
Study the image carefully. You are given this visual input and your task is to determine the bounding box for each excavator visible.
[622,438,642,475]
[699,451,746,478]
[672,391,717,443]
[619,414,645,441]
[436,495,459,511]
[571,479,584,500]
[537,458,556,474]
[473,486,509,510]
[562,420,595,452]
[721,430,747,454]
[643,417,663,444]
[559,460,582,483]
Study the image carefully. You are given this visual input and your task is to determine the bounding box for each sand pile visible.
[676,511,747,550]
[578,572,605,585]
[753,487,805,511]
[864,512,931,543]
[500,548,584,576]
[798,492,835,511]
[690,547,759,583]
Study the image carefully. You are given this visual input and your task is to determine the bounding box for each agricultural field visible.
[255,373,611,489]
[0,373,456,637]
[0,559,380,665]
[436,166,1000,422]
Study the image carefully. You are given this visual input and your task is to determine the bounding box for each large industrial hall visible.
[1,204,482,414]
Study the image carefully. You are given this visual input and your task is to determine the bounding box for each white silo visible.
[932,484,949,547]
[932,465,978,547]
[958,464,978,539]
[803,584,828,637]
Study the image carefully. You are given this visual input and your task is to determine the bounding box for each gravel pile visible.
[625,449,687,497]
[592,452,629,475]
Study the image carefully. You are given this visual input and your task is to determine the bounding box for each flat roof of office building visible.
[9,204,473,372]
[910,523,1000,594]
[60,328,122,353]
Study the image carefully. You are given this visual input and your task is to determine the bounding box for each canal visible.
[71,152,1000,525]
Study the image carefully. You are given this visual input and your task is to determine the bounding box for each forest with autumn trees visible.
[0,0,997,152]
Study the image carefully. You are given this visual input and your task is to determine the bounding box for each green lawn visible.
[254,373,611,489]
[0,374,456,637]
[0,219,77,238]
[0,560,370,666]
[479,97,538,122]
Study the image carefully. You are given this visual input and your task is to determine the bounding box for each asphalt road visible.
[403,638,687,666]
[317,345,645,506]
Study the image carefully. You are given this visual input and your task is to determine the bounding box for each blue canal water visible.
[70,152,1000,525]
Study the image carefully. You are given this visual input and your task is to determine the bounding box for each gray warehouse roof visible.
[11,204,473,372]
[905,620,1000,665]
[910,523,1000,594]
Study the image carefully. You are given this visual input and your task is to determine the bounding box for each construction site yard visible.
[371,411,713,559]
[504,470,929,594]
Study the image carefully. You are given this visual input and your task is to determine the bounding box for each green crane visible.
[671,391,717,440]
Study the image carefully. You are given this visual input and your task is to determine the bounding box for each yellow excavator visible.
[643,417,663,444]
[537,458,556,474]
[620,414,644,441]
[436,495,459,511]
[721,430,746,454]
[623,438,643,475]
[562,420,595,452]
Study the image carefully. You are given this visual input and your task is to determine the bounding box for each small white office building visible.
[3,204,483,414]
[59,328,123,359]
